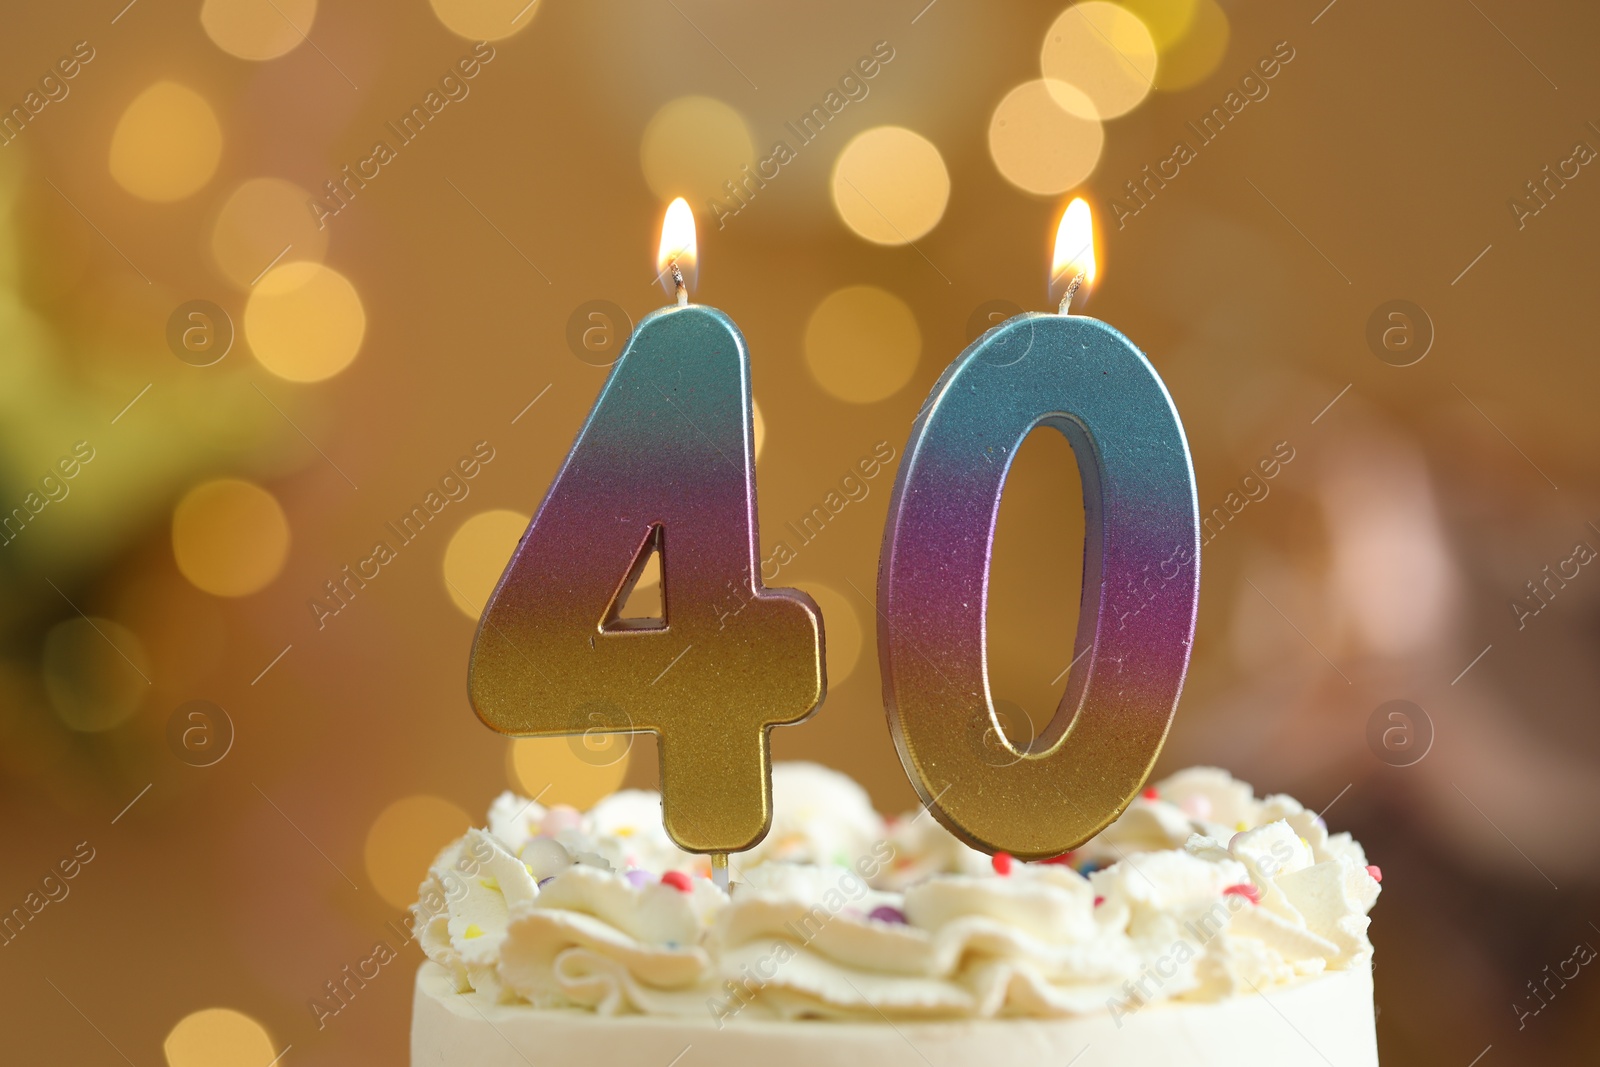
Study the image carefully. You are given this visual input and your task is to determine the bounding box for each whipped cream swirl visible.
[413,763,1379,1022]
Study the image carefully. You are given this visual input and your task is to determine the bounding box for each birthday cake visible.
[409,763,1381,1065]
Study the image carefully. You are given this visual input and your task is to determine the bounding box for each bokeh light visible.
[109,82,222,202]
[989,79,1105,196]
[211,177,329,288]
[42,617,149,733]
[804,286,920,404]
[365,795,471,910]
[163,1008,277,1067]
[244,262,366,382]
[1040,2,1158,120]
[830,126,950,245]
[430,0,540,41]
[443,509,528,617]
[200,0,317,61]
[171,479,291,598]
[509,737,631,810]
[640,96,754,207]
[1153,0,1230,91]
[1118,0,1199,50]
[804,583,862,688]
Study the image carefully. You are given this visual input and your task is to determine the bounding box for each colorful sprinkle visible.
[478,877,500,891]
[1076,859,1104,876]
[463,924,484,939]
[992,852,1014,876]
[1040,851,1077,866]
[1141,787,1159,801]
[660,870,693,893]
[537,876,556,889]
[1093,895,1105,907]
[1366,865,1383,884]
[1235,821,1248,832]
[1223,883,1261,905]
[623,869,652,888]
[869,905,909,925]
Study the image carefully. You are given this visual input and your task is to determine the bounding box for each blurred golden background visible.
[1,0,1597,1062]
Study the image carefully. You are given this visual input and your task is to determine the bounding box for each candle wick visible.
[671,261,688,306]
[1058,272,1084,315]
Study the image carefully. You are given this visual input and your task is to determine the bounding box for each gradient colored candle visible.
[877,200,1200,859]
[469,200,825,876]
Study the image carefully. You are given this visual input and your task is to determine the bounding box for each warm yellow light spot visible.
[211,178,329,288]
[805,584,862,688]
[163,1008,276,1067]
[201,0,317,61]
[1119,0,1199,50]
[641,96,753,210]
[443,509,528,618]
[42,617,149,733]
[831,127,950,245]
[752,397,766,461]
[110,82,222,202]
[1041,3,1157,120]
[366,795,472,909]
[430,0,540,41]
[1154,0,1230,91]
[655,196,698,298]
[1051,197,1098,303]
[172,479,290,598]
[805,286,920,404]
[244,262,366,382]
[509,737,631,810]
[989,80,1105,196]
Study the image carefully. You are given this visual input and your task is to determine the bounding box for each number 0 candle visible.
[877,199,1200,859]
[469,200,825,868]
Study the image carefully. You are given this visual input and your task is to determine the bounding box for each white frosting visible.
[414,959,1382,1067]
[412,763,1380,1023]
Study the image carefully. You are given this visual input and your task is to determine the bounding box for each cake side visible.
[412,958,1379,1067]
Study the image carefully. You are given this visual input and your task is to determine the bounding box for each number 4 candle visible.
[877,199,1201,859]
[469,200,826,882]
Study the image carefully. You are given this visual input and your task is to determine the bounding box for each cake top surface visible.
[412,763,1380,1025]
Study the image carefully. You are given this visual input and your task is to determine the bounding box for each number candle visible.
[877,199,1200,859]
[469,200,825,876]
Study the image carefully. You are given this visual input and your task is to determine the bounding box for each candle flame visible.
[656,197,698,300]
[1050,197,1097,309]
